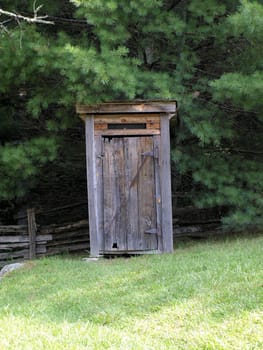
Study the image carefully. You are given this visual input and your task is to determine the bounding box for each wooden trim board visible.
[76,101,177,114]
[85,116,101,257]
[94,129,160,136]
[159,115,173,253]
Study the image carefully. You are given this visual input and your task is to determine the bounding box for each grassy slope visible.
[0,236,262,349]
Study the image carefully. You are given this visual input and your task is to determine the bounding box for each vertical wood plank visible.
[102,137,114,251]
[153,135,163,252]
[114,138,127,250]
[126,137,140,251]
[103,138,127,251]
[137,137,157,250]
[27,208,37,259]
[85,116,100,257]
[160,115,173,253]
[103,137,114,250]
[94,135,104,253]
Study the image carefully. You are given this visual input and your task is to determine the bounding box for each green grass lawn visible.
[0,235,262,349]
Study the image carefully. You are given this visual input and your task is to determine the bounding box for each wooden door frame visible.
[82,109,174,257]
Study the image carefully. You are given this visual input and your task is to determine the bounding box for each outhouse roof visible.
[76,100,177,115]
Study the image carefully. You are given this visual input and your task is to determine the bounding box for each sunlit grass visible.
[0,235,262,349]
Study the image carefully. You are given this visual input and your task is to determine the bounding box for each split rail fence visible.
[0,205,222,267]
[0,209,89,267]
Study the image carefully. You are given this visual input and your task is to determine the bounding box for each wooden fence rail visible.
[0,209,89,267]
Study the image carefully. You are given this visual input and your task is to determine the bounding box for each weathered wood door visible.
[102,136,158,252]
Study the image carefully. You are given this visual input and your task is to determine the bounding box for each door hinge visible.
[141,147,158,159]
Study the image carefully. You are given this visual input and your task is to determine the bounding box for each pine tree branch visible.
[227,149,263,156]
[0,7,54,25]
[204,147,263,156]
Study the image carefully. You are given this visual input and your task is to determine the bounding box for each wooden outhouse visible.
[76,101,177,257]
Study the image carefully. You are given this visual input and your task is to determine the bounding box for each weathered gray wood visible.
[153,135,162,252]
[102,137,114,251]
[94,129,160,136]
[0,246,46,261]
[0,219,89,264]
[137,137,157,250]
[36,235,53,242]
[27,208,37,259]
[36,246,47,254]
[0,236,29,243]
[45,242,89,255]
[126,137,139,251]
[0,242,35,249]
[76,101,177,115]
[0,234,51,243]
[102,136,158,253]
[0,247,12,252]
[85,116,101,257]
[94,114,160,124]
[103,137,127,251]
[46,237,89,247]
[0,249,29,260]
[45,229,88,240]
[116,138,128,251]
[0,226,27,234]
[102,249,160,255]
[95,135,104,252]
[40,220,88,234]
[160,115,173,253]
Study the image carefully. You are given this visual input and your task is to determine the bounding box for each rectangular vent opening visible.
[108,123,146,130]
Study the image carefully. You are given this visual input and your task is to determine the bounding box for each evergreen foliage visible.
[0,0,262,227]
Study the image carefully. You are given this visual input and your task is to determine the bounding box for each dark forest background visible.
[0,0,262,231]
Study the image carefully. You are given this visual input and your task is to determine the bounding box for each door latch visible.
[144,228,159,235]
